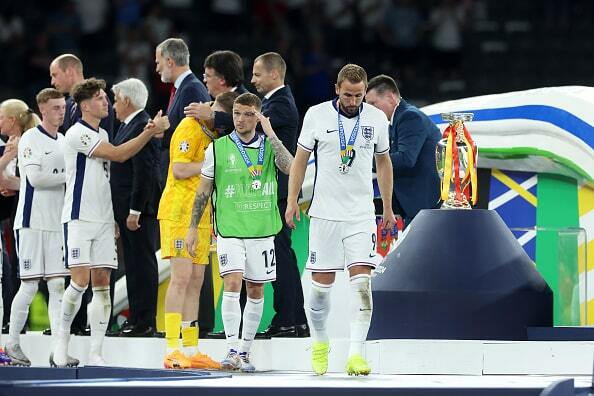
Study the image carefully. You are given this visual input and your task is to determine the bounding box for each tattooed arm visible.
[255,111,293,175]
[185,176,214,257]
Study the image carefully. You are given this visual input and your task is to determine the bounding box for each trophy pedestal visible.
[369,209,553,341]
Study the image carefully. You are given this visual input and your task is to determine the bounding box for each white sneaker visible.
[52,343,68,367]
[49,352,79,368]
[239,352,255,373]
[5,343,31,366]
[220,350,240,371]
[87,355,107,366]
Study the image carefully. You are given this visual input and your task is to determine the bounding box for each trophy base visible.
[440,201,472,210]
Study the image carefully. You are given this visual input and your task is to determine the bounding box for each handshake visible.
[143,110,170,138]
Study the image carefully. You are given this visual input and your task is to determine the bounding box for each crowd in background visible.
[2,0,594,118]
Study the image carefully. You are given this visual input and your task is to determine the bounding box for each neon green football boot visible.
[311,342,329,375]
[346,354,371,376]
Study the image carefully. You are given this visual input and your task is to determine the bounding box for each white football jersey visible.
[14,126,66,231]
[297,99,389,221]
[61,120,114,224]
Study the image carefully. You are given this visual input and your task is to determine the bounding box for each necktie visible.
[116,122,126,138]
[70,102,78,125]
[167,85,177,112]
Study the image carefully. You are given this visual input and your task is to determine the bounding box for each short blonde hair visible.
[36,88,64,106]
[337,64,367,88]
[234,93,262,111]
[0,99,41,132]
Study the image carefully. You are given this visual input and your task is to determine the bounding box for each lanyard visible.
[337,104,360,165]
[229,131,266,179]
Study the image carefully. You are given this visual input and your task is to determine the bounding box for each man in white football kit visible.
[286,64,396,376]
[53,78,167,367]
[4,89,71,366]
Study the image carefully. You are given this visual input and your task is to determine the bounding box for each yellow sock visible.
[181,326,199,356]
[165,312,182,351]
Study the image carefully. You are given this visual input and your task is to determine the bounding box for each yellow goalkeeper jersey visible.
[157,117,215,228]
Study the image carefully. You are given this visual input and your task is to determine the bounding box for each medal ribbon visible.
[230,131,266,179]
[462,125,478,205]
[337,103,360,165]
[441,125,454,201]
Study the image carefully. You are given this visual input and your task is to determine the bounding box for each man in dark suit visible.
[183,50,248,135]
[155,38,210,187]
[110,78,160,337]
[50,54,115,140]
[250,53,309,338]
[366,75,441,226]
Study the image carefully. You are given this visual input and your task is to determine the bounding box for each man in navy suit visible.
[250,53,309,338]
[110,78,161,337]
[366,75,441,226]
[50,54,115,140]
[155,38,210,187]
[183,50,248,135]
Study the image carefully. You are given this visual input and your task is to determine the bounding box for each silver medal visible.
[252,179,262,190]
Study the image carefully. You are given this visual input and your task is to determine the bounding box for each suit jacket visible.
[213,84,249,135]
[257,85,299,199]
[60,96,116,141]
[110,110,161,217]
[164,72,210,148]
[390,99,441,221]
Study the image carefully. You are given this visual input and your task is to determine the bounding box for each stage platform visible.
[12,332,594,375]
[1,369,592,396]
[2,333,593,396]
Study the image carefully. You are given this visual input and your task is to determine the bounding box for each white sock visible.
[309,280,332,343]
[221,291,241,352]
[181,320,196,356]
[348,274,373,357]
[240,297,263,354]
[46,278,65,350]
[54,281,86,365]
[59,282,86,337]
[89,286,111,359]
[8,280,38,346]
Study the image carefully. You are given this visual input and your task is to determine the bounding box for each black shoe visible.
[70,327,84,336]
[82,325,91,336]
[43,328,52,336]
[119,320,134,332]
[121,325,156,338]
[256,325,297,339]
[205,330,227,339]
[105,328,121,337]
[296,323,310,338]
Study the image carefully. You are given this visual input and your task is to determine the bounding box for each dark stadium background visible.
[1,0,593,116]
